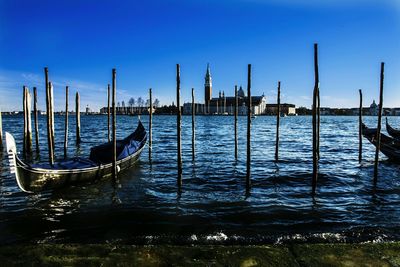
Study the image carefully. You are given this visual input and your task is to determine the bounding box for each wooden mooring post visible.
[107,84,111,142]
[23,86,32,156]
[76,92,81,145]
[112,69,117,181]
[27,87,32,155]
[312,43,320,195]
[49,82,55,152]
[246,64,252,190]
[234,85,238,160]
[23,86,26,155]
[23,86,27,155]
[33,87,39,153]
[191,88,195,161]
[177,64,182,187]
[64,86,69,157]
[149,88,153,160]
[275,81,281,162]
[359,89,363,163]
[44,67,54,165]
[374,62,385,184]
[317,86,321,160]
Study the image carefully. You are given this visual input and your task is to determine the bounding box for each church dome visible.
[238,86,245,97]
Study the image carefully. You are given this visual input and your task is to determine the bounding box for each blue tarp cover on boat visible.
[117,140,141,160]
[89,121,146,164]
[28,121,146,170]
[30,157,98,170]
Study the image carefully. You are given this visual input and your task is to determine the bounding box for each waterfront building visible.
[264,103,296,116]
[204,63,212,113]
[183,64,267,115]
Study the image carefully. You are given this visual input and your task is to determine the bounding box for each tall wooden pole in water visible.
[112,69,117,181]
[191,88,195,161]
[23,86,27,155]
[359,89,363,163]
[75,92,81,145]
[64,86,69,157]
[312,43,319,194]
[177,64,182,187]
[33,87,39,153]
[234,85,238,160]
[107,84,111,142]
[26,88,32,155]
[275,81,281,162]
[317,87,321,160]
[23,86,32,155]
[374,62,385,184]
[49,82,55,152]
[149,88,153,159]
[44,68,54,164]
[246,64,252,189]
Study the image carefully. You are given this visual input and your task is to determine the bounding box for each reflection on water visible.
[0,114,400,244]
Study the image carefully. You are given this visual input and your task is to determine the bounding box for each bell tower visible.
[204,63,212,112]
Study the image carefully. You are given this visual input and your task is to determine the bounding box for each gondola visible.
[6,121,147,193]
[362,123,400,162]
[385,118,400,139]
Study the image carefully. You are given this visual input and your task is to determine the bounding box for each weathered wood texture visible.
[44,67,54,164]
[49,82,55,151]
[312,43,319,194]
[23,86,32,155]
[191,88,195,161]
[64,86,69,157]
[275,81,281,162]
[246,64,252,189]
[33,87,39,153]
[75,92,81,145]
[112,69,117,181]
[317,86,320,160]
[177,64,182,187]
[107,84,111,142]
[374,62,384,183]
[149,88,153,160]
[234,85,238,160]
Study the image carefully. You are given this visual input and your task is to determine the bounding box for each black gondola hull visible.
[7,121,147,193]
[13,145,145,192]
[386,118,400,139]
[362,124,400,162]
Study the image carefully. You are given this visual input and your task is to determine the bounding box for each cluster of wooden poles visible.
[175,43,386,194]
[19,68,83,163]
[0,43,387,192]
[173,45,321,193]
[18,68,123,181]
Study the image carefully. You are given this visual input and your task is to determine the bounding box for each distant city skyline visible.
[1,0,399,112]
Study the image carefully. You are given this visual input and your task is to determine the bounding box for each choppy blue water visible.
[0,114,400,245]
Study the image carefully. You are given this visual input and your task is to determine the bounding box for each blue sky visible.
[0,0,399,111]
